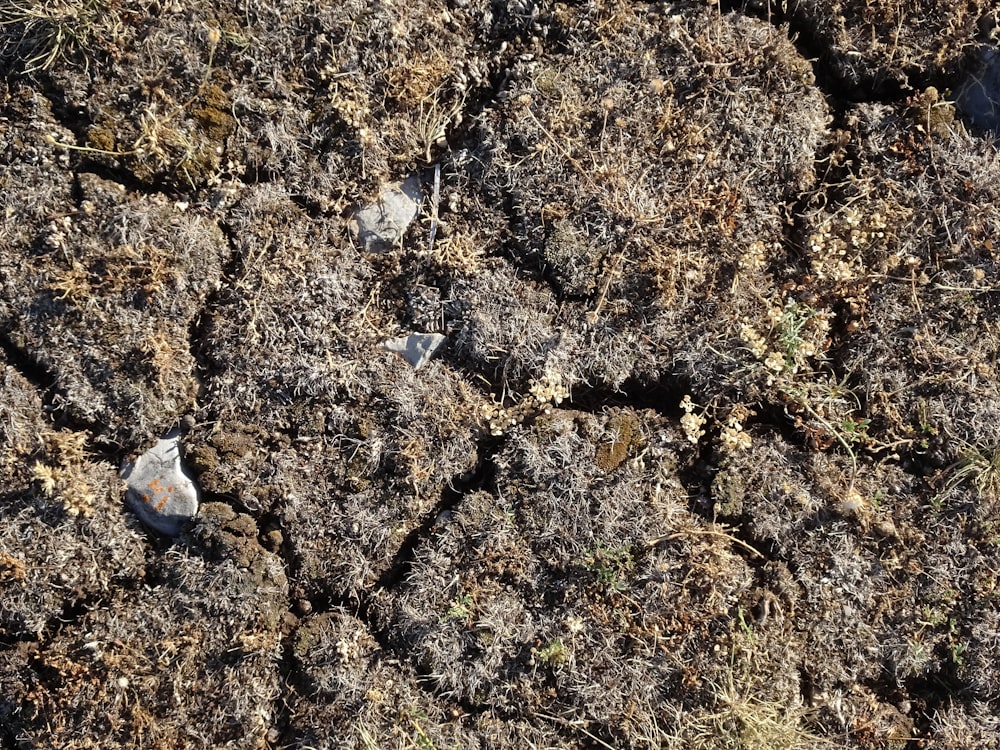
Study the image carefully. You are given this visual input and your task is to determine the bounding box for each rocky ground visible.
[1,1,1000,748]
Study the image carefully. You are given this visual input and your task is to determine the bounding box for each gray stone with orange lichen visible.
[122,434,200,535]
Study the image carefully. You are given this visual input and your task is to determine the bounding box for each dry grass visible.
[0,0,120,72]
[665,628,831,750]
[940,440,1000,510]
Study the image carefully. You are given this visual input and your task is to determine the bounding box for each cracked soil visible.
[2,1,1000,748]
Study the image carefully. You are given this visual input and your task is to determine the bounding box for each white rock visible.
[123,434,199,536]
[383,332,446,370]
[352,174,422,251]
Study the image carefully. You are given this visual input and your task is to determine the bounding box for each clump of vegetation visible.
[939,440,1000,510]
[30,429,96,517]
[767,0,984,97]
[672,642,826,750]
[3,173,227,444]
[0,0,120,73]
[43,23,232,189]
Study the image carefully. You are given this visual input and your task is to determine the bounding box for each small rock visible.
[382,332,446,370]
[351,174,422,251]
[122,434,200,536]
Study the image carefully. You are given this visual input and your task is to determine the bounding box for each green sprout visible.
[536,638,568,668]
[582,543,635,590]
[442,592,474,623]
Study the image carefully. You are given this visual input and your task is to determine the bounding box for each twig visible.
[793,395,860,493]
[645,527,764,559]
[586,245,627,324]
[427,163,441,255]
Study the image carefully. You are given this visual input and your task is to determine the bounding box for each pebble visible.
[351,174,422,251]
[122,434,200,536]
[382,332,446,370]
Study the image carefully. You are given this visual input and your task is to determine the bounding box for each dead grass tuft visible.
[0,0,121,72]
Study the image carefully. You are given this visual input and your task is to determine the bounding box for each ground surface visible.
[1,1,1000,748]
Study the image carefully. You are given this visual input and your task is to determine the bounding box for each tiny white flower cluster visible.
[678,398,755,453]
[329,80,371,131]
[719,414,752,452]
[482,370,571,436]
[679,395,706,445]
[335,631,363,662]
[529,371,570,407]
[763,351,786,373]
[807,207,888,282]
[740,323,768,358]
[739,239,774,273]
